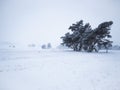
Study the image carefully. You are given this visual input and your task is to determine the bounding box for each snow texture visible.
[0,49,120,90]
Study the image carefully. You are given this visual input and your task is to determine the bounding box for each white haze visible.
[0,0,120,47]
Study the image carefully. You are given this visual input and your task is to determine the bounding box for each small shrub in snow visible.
[41,44,46,49]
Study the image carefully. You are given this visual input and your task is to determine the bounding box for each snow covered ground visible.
[0,49,120,90]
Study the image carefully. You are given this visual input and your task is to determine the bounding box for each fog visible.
[0,0,120,47]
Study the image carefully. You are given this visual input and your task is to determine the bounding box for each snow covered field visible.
[0,49,120,90]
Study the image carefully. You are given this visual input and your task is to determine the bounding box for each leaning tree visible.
[61,20,113,52]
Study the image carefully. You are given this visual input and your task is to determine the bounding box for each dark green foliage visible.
[61,20,113,52]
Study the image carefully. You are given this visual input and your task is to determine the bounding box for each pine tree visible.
[61,20,113,52]
[47,43,52,49]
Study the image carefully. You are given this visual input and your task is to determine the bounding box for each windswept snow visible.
[0,49,120,90]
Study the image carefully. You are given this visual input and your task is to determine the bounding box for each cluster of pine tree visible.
[61,20,113,52]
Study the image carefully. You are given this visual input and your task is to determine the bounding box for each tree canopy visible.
[61,20,113,52]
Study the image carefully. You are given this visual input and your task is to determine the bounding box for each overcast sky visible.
[0,0,120,47]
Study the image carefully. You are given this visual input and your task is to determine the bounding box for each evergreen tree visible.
[47,43,52,49]
[61,20,113,52]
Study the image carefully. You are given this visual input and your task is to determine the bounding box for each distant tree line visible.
[28,43,52,49]
[41,43,52,49]
[61,20,113,52]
